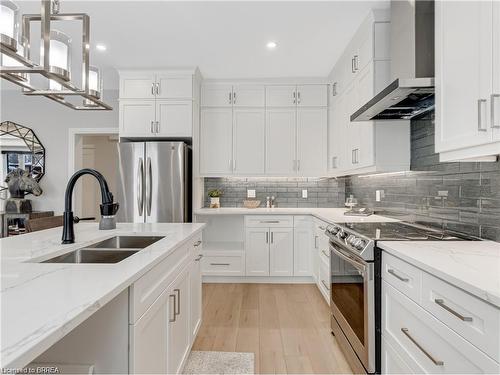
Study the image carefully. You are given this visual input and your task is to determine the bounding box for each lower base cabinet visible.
[130,234,203,374]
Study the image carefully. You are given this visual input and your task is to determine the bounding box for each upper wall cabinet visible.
[327,10,410,177]
[436,0,500,161]
[200,83,328,177]
[201,84,265,107]
[118,69,200,138]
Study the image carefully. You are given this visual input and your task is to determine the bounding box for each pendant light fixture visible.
[0,0,112,110]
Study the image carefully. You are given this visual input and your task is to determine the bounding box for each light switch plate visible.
[302,189,308,198]
[247,189,256,198]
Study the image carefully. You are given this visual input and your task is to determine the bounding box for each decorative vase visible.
[210,197,220,208]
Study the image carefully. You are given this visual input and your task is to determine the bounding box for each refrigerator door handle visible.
[137,158,144,216]
[146,157,152,216]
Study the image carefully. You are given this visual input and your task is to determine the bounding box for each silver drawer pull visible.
[321,279,330,291]
[194,240,202,247]
[388,269,409,282]
[434,299,473,322]
[401,328,444,366]
[169,294,176,322]
[210,263,230,266]
[321,249,330,258]
[260,220,280,223]
[195,254,203,261]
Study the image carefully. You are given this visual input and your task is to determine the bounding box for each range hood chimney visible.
[351,0,435,121]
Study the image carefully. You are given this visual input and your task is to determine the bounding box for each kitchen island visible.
[0,222,205,371]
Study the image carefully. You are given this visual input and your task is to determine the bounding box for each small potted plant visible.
[208,189,223,208]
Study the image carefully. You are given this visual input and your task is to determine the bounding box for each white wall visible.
[0,89,119,213]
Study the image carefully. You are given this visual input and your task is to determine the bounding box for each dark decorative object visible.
[4,168,43,213]
[0,121,45,200]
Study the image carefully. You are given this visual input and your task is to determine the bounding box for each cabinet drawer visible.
[318,260,331,305]
[382,252,422,303]
[383,281,499,374]
[202,254,244,276]
[421,272,500,361]
[130,243,190,323]
[245,215,293,228]
[382,335,413,374]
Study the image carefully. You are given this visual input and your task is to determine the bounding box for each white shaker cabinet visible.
[436,0,500,161]
[130,291,169,374]
[265,108,296,175]
[293,217,312,277]
[296,108,328,175]
[200,108,233,176]
[167,267,191,375]
[245,227,270,276]
[119,101,156,137]
[233,108,265,174]
[269,228,294,277]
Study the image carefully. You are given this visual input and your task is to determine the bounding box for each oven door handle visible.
[331,245,367,272]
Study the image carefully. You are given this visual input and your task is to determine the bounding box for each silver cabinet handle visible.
[293,91,296,104]
[434,299,473,322]
[321,249,330,258]
[151,82,155,95]
[137,158,144,216]
[195,254,203,261]
[387,268,409,282]
[229,92,232,104]
[401,328,444,366]
[297,91,301,104]
[321,279,330,291]
[260,220,280,223]
[271,231,274,244]
[194,240,202,247]
[174,288,181,316]
[156,83,160,95]
[314,235,318,249]
[146,157,152,216]
[491,94,500,128]
[266,231,269,243]
[233,92,237,104]
[478,99,488,131]
[169,294,176,322]
[210,263,230,266]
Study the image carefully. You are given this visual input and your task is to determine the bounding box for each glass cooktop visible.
[341,222,480,241]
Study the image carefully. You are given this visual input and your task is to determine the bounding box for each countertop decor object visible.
[208,189,223,208]
[0,0,112,110]
[243,200,261,209]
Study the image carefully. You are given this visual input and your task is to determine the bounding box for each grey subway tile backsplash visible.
[204,113,500,241]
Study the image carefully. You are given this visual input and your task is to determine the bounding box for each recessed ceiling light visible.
[266,41,277,50]
[96,44,107,51]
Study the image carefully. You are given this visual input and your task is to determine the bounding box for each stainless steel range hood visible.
[351,0,435,121]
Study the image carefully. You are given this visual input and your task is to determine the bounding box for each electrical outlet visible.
[247,189,256,198]
[302,189,308,198]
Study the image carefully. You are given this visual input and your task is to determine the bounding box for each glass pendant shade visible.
[48,29,71,90]
[0,0,20,51]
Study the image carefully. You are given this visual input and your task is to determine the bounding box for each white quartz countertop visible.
[0,222,205,369]
[194,207,400,224]
[378,241,500,308]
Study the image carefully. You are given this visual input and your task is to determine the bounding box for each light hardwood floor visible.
[192,283,353,374]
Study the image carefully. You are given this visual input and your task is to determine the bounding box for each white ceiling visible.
[4,1,390,89]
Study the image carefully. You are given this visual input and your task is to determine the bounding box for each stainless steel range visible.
[325,221,479,374]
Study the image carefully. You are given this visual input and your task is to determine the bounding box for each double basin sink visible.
[42,236,164,264]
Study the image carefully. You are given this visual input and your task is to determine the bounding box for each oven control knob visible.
[354,240,366,250]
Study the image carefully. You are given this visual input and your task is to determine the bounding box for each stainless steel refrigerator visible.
[116,142,191,223]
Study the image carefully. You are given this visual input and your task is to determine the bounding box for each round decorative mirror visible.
[0,121,46,199]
